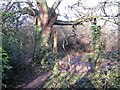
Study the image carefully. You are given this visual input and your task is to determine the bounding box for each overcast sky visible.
[47,0,100,20]
[47,0,118,21]
[47,0,100,8]
[0,0,119,26]
[0,0,118,32]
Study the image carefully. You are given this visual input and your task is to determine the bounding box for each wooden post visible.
[53,30,57,61]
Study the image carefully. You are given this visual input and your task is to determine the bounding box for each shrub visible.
[0,48,12,88]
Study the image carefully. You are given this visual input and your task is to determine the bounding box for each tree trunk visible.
[37,1,57,47]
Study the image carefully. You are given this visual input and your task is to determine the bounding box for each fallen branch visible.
[23,70,52,88]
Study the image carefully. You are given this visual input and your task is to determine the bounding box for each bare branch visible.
[54,20,83,25]
[22,7,40,16]
[51,0,63,10]
[54,16,93,25]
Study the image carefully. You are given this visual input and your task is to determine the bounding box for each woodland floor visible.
[8,51,88,88]
[6,50,118,89]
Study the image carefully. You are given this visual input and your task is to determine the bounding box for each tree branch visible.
[54,20,83,25]
[51,0,63,10]
[22,7,40,16]
[54,16,93,25]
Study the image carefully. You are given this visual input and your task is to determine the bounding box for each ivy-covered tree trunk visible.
[91,18,102,71]
[37,1,57,47]
[33,0,59,69]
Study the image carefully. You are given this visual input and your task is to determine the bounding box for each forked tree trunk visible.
[37,1,57,47]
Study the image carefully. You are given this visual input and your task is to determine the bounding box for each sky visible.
[2,0,102,21]
[0,0,118,33]
[0,0,119,26]
[47,0,118,22]
[47,0,119,33]
[47,0,99,8]
[47,0,99,20]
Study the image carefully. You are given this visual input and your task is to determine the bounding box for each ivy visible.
[91,25,102,63]
[2,12,15,32]
[0,48,12,88]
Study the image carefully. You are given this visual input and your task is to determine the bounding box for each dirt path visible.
[22,70,52,88]
[21,52,94,88]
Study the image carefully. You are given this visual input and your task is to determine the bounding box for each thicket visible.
[1,12,120,89]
